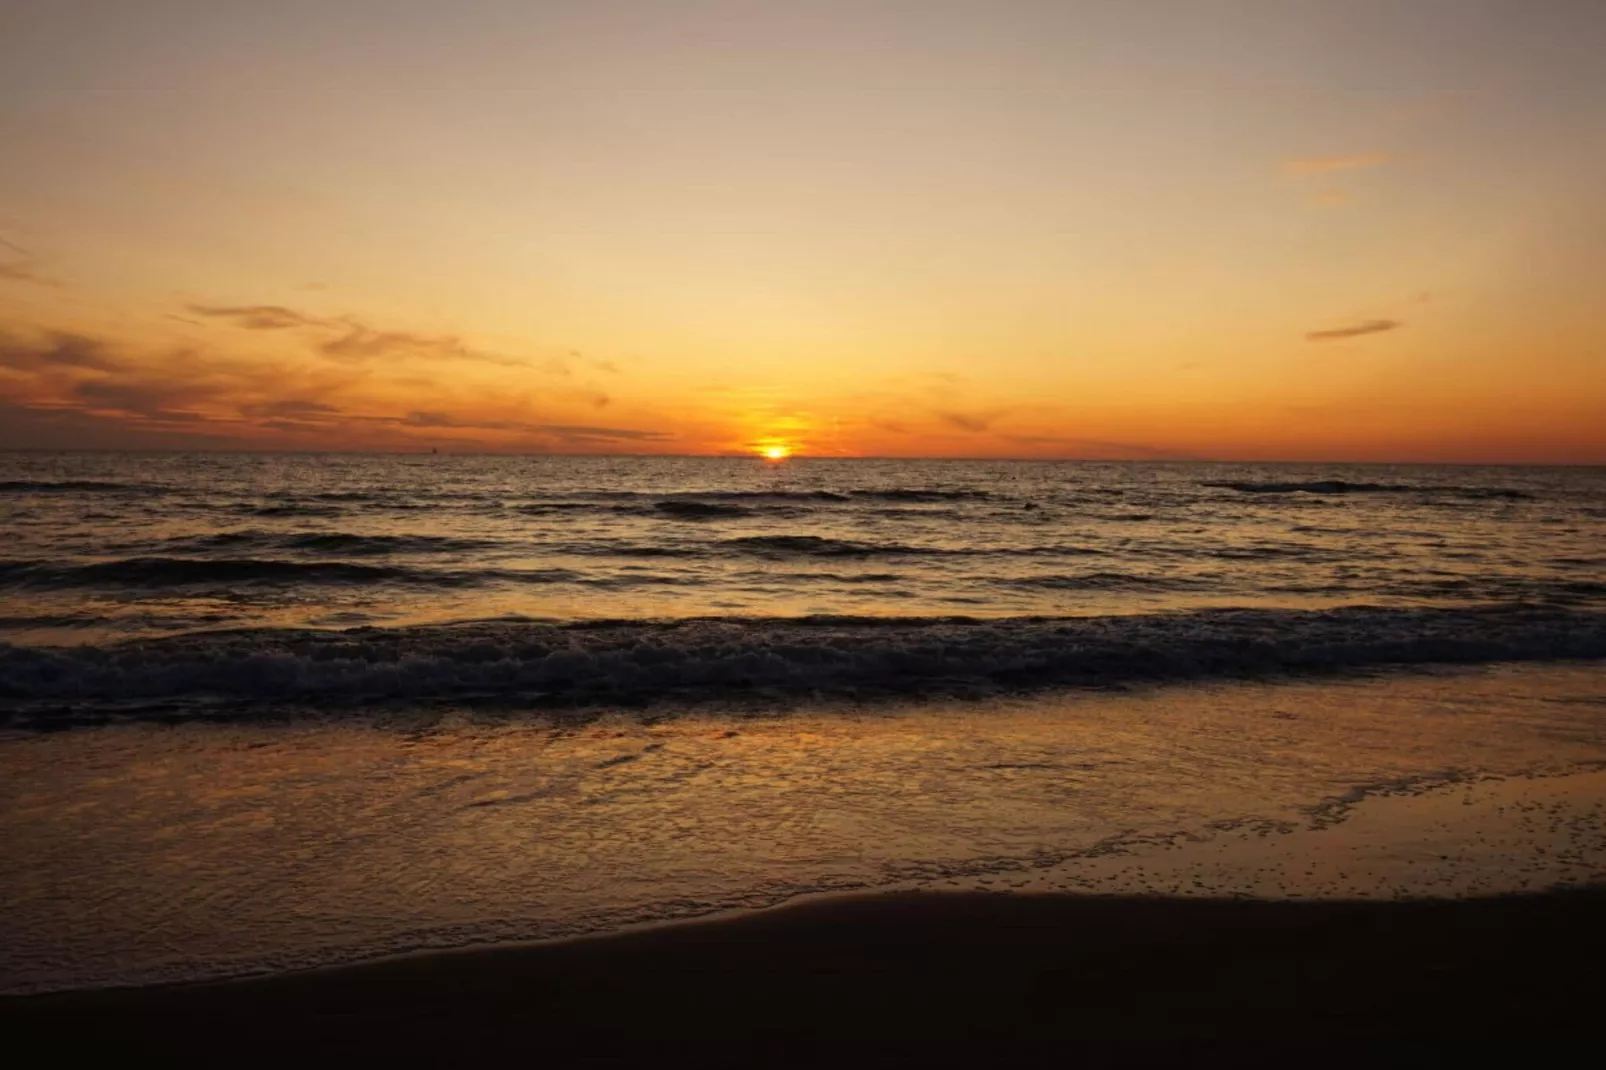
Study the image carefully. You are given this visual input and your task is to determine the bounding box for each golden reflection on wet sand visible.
[3,662,1604,992]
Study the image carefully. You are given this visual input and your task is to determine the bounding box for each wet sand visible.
[9,754,1606,1063]
[8,887,1605,1065]
[982,767,1606,900]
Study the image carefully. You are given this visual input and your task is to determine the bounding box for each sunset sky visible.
[2,1,1603,462]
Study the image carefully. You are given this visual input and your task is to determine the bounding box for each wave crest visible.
[3,605,1601,722]
[1204,480,1533,500]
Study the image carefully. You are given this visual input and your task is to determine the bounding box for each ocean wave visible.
[512,502,626,515]
[733,571,905,585]
[850,489,993,502]
[3,605,1602,720]
[719,536,1106,559]
[1203,480,1533,500]
[662,490,851,503]
[0,479,160,494]
[722,535,950,557]
[997,572,1203,591]
[0,557,451,588]
[171,531,499,555]
[653,500,754,520]
[246,503,346,518]
[525,489,986,507]
[0,557,582,590]
[566,543,705,559]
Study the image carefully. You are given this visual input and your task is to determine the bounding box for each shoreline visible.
[10,763,1606,1061]
[6,666,1606,1000]
[10,887,1606,1063]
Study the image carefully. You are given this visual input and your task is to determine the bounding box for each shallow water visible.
[4,662,1604,993]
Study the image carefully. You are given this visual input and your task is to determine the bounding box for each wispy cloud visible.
[0,317,663,452]
[0,261,64,288]
[187,304,326,330]
[0,331,124,372]
[188,302,533,368]
[239,398,345,420]
[320,324,527,367]
[0,238,64,288]
[72,374,230,420]
[1305,319,1402,342]
[936,409,1006,433]
[398,410,670,442]
[1001,434,1195,460]
[542,424,671,442]
[1282,151,1389,176]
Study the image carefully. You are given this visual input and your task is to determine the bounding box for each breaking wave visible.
[0,479,160,494]
[167,532,500,555]
[653,500,754,520]
[0,557,575,589]
[1203,480,1533,500]
[721,535,949,557]
[3,604,1602,722]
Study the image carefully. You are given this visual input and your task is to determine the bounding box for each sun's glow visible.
[762,445,791,461]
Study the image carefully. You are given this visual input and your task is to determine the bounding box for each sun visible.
[761,445,791,461]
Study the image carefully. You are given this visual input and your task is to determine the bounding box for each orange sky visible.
[2,2,1604,463]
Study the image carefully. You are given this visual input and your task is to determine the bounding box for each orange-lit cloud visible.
[188,304,533,368]
[0,314,645,453]
[1282,151,1389,176]
[936,409,1008,433]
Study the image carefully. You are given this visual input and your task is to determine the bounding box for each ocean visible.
[2,452,1605,993]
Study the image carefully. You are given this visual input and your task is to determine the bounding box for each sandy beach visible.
[10,890,1603,1065]
[10,763,1605,1065]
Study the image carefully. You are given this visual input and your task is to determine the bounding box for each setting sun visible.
[761,445,791,461]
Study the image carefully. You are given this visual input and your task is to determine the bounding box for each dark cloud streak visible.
[936,410,1004,433]
[0,331,124,372]
[1305,319,1401,342]
[187,304,326,330]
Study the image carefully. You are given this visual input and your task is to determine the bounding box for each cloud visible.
[936,409,1003,433]
[0,261,63,288]
[0,330,124,372]
[1,316,663,452]
[0,238,61,287]
[0,399,238,450]
[541,424,671,442]
[319,324,527,367]
[73,376,224,417]
[1282,152,1389,176]
[189,302,530,367]
[1305,319,1402,342]
[397,410,670,441]
[569,349,620,375]
[187,304,327,330]
[1000,434,1196,460]
[239,399,345,419]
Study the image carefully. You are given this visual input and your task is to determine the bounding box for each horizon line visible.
[0,446,1602,468]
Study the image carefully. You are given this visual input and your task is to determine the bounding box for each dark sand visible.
[8,889,1605,1065]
